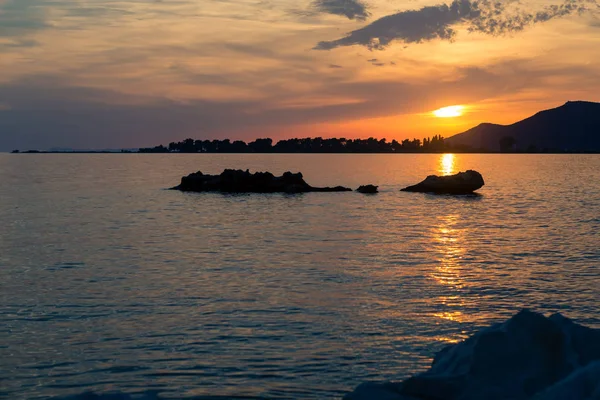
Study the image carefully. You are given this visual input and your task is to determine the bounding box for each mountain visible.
[445,101,600,152]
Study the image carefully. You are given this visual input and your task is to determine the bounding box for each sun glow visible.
[433,105,465,118]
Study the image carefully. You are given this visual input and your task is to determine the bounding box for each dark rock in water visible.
[344,309,600,400]
[357,185,378,194]
[401,170,484,194]
[172,169,352,193]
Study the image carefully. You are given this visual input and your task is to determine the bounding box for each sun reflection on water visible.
[439,153,456,175]
[431,214,465,289]
[428,213,499,339]
[428,214,473,331]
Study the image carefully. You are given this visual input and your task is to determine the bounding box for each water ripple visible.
[0,154,599,399]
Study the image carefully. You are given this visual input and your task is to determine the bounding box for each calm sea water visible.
[1,154,599,399]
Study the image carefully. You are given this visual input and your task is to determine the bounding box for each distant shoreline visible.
[8,150,600,154]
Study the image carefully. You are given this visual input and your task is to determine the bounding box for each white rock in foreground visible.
[534,361,600,400]
[344,310,600,400]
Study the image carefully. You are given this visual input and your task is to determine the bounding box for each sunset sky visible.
[1,0,599,150]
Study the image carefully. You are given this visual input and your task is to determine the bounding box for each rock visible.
[344,382,414,400]
[357,185,378,194]
[54,392,160,400]
[344,309,600,400]
[171,169,352,193]
[400,170,484,194]
[533,361,600,400]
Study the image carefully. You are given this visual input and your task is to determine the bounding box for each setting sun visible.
[433,105,465,118]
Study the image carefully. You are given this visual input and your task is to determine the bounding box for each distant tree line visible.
[13,135,582,154]
[138,135,448,153]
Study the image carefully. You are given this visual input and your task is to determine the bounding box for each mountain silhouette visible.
[446,101,600,152]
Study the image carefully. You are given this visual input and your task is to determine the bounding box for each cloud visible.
[0,38,39,48]
[63,7,135,18]
[0,0,50,37]
[312,0,370,20]
[4,59,590,151]
[315,0,597,50]
[366,58,385,66]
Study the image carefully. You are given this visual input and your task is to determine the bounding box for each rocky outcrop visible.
[401,170,484,194]
[344,309,600,400]
[172,169,352,193]
[357,185,378,194]
[533,360,600,400]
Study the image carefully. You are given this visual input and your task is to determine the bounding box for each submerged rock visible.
[357,185,378,194]
[401,170,484,194]
[344,309,600,400]
[172,169,352,193]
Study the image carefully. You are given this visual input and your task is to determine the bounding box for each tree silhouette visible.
[139,135,451,153]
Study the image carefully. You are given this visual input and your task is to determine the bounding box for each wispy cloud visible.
[315,0,598,50]
[0,0,49,37]
[0,38,39,48]
[312,0,370,21]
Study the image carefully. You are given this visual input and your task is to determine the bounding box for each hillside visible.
[445,101,600,152]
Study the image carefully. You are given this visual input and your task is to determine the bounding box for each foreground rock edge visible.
[344,309,600,400]
[49,310,600,400]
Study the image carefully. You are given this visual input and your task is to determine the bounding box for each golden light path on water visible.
[430,155,478,341]
[439,153,456,175]
[430,213,468,335]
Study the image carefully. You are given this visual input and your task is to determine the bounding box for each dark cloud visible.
[312,0,370,20]
[315,0,597,50]
[0,0,200,39]
[328,64,343,68]
[0,0,50,37]
[366,58,385,66]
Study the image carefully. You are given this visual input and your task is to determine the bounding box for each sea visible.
[1,153,599,399]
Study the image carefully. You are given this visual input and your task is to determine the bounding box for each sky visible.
[0,0,599,150]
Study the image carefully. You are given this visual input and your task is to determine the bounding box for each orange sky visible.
[0,0,599,149]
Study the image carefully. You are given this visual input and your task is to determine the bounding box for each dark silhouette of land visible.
[10,101,600,154]
[139,135,445,153]
[138,101,600,154]
[445,101,600,152]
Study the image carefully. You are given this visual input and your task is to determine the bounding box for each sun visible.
[433,105,465,118]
